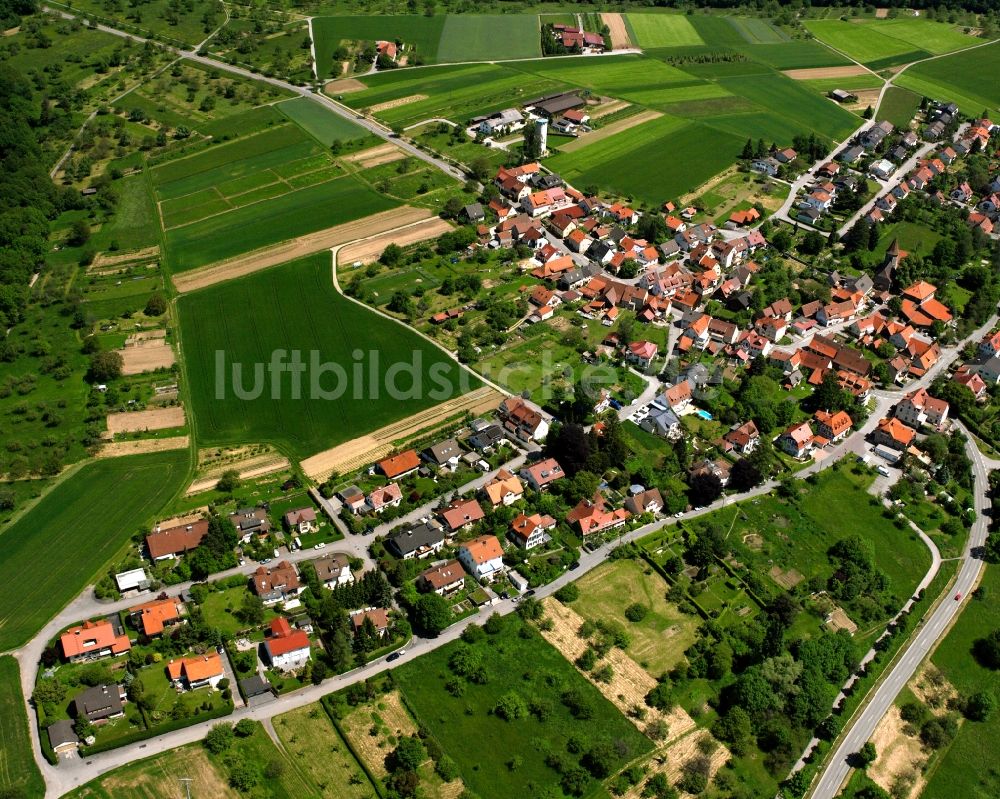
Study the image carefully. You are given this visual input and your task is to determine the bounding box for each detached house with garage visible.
[418,560,467,595]
[264,617,311,672]
[387,519,446,559]
[565,492,630,536]
[129,597,185,638]
[145,519,209,562]
[458,535,506,581]
[813,410,852,444]
[60,620,131,662]
[778,421,815,459]
[251,560,302,607]
[508,512,556,550]
[722,420,760,455]
[167,653,224,691]
[483,468,524,507]
[72,683,127,723]
[439,497,485,533]
[377,450,421,480]
[283,508,317,535]
[313,553,354,589]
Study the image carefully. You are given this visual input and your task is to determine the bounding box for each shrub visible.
[625,603,648,622]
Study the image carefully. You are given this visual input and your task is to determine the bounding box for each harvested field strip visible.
[343,142,407,168]
[325,78,367,93]
[186,457,290,495]
[539,598,696,742]
[621,730,729,799]
[601,12,632,49]
[338,217,453,265]
[590,99,631,119]
[783,64,873,80]
[107,406,185,434]
[369,93,428,113]
[172,206,431,293]
[558,110,662,153]
[300,386,503,480]
[97,436,190,458]
[120,341,175,374]
[91,246,160,268]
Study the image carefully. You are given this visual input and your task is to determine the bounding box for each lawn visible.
[199,586,278,637]
[545,115,742,205]
[571,559,699,677]
[0,657,44,799]
[437,14,541,62]
[273,706,376,798]
[0,451,190,652]
[393,615,652,799]
[277,97,371,145]
[627,13,704,48]
[896,41,1000,114]
[177,251,479,462]
[920,566,1000,798]
[312,15,445,75]
[804,19,930,67]
[878,85,922,129]
[163,174,398,272]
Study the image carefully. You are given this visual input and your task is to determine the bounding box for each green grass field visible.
[870,17,979,53]
[546,114,741,205]
[804,19,931,66]
[801,75,885,95]
[437,14,540,62]
[163,174,397,272]
[896,40,1000,113]
[878,85,922,129]
[727,16,788,44]
[0,451,190,652]
[312,14,445,75]
[920,566,1000,798]
[571,560,699,677]
[277,97,371,145]
[738,40,851,69]
[627,13,704,48]
[393,615,652,799]
[0,656,44,798]
[177,252,479,461]
[688,15,748,47]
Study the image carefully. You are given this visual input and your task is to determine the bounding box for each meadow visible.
[878,85,923,129]
[177,252,479,462]
[896,40,1000,113]
[392,615,652,799]
[56,0,222,47]
[277,97,371,145]
[163,174,397,271]
[738,40,851,69]
[626,13,704,48]
[0,451,190,652]
[545,115,743,205]
[0,656,44,799]
[312,14,445,75]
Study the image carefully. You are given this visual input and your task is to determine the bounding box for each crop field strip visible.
[178,251,480,462]
[626,13,704,48]
[0,656,44,798]
[0,451,190,652]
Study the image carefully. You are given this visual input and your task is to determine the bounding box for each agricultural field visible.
[56,0,223,47]
[277,97,372,146]
[805,19,927,66]
[687,15,749,47]
[895,40,1000,114]
[0,656,44,799]
[177,251,479,462]
[725,15,788,44]
[437,14,541,62]
[572,559,699,677]
[738,40,851,69]
[0,450,190,652]
[545,114,743,205]
[627,13,704,48]
[312,14,445,76]
[392,614,653,799]
[878,85,923,129]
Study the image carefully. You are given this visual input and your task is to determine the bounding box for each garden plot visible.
[106,406,185,435]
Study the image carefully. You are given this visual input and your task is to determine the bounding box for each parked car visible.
[609,399,623,410]
[386,652,401,662]
[314,542,327,550]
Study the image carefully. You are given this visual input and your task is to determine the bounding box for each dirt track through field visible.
[783,65,872,80]
[339,217,453,264]
[343,142,407,168]
[119,340,175,374]
[106,406,185,434]
[558,110,661,153]
[369,93,427,113]
[324,77,367,94]
[172,206,432,293]
[97,436,190,458]
[602,13,632,49]
[300,386,504,480]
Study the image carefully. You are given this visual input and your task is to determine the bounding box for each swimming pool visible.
[696,409,713,421]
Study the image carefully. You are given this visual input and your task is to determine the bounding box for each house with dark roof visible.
[73,683,127,723]
[387,519,446,559]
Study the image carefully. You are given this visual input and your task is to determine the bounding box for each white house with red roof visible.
[264,617,311,672]
[626,340,658,370]
[895,388,949,428]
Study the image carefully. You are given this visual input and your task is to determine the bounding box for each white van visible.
[877,465,891,477]
[273,548,280,559]
[293,537,302,550]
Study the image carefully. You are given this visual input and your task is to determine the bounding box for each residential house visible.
[229,507,271,543]
[895,388,949,428]
[367,483,403,514]
[778,421,815,459]
[478,108,524,136]
[814,410,852,443]
[251,560,302,606]
[313,553,354,589]
[565,492,630,536]
[954,367,988,400]
[641,405,682,438]
[439,497,485,533]
[870,158,895,180]
[508,512,556,550]
[458,535,506,581]
[73,683,127,723]
[387,519,446,559]
[425,438,462,466]
[114,568,150,596]
[979,330,1000,359]
[129,597,184,638]
[264,617,311,672]
[521,458,565,491]
[418,560,466,595]
[283,507,317,535]
[60,620,131,662]
[498,397,549,442]
[377,450,421,480]
[752,157,781,177]
[145,519,209,562]
[872,417,917,450]
[350,608,390,638]
[340,486,367,515]
[469,423,508,453]
[626,340,658,369]
[483,469,524,507]
[775,147,797,163]
[624,488,664,515]
[723,421,760,455]
[166,653,224,690]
